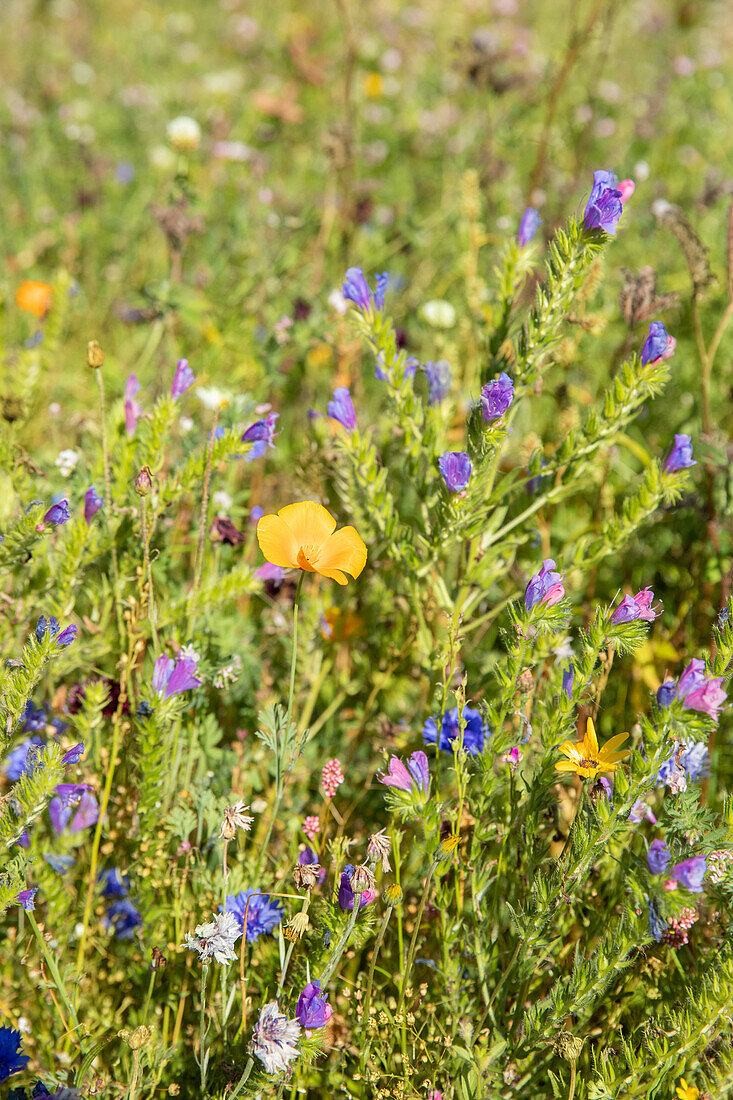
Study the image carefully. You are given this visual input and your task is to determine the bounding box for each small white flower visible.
[167,115,201,152]
[196,386,229,410]
[184,911,241,964]
[179,644,201,663]
[55,449,80,477]
[328,288,349,315]
[251,1000,301,1075]
[213,489,233,511]
[179,416,194,434]
[422,299,456,329]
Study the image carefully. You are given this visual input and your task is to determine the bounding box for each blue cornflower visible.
[4,736,43,780]
[423,359,451,404]
[438,451,472,494]
[222,889,284,943]
[104,898,142,939]
[342,267,388,313]
[517,207,541,247]
[423,705,486,756]
[0,1026,29,1083]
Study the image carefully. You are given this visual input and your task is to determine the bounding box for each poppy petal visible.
[257,514,300,567]
[279,501,336,550]
[316,526,367,580]
[317,567,348,585]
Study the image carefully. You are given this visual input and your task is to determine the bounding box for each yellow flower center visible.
[296,544,320,571]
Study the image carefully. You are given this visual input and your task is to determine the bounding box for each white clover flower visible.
[55,449,80,477]
[166,115,201,152]
[422,299,456,329]
[184,911,241,964]
[251,1000,301,1075]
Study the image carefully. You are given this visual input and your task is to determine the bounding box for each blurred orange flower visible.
[257,501,366,586]
[15,280,53,318]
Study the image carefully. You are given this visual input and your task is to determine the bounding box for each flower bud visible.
[87,340,105,369]
[349,863,376,894]
[554,1033,583,1062]
[134,466,153,497]
[383,883,403,907]
[435,834,461,862]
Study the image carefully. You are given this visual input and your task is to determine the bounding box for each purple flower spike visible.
[62,742,84,767]
[671,855,707,893]
[481,372,515,422]
[41,500,70,528]
[423,359,452,404]
[338,865,375,911]
[525,559,565,610]
[84,485,104,524]
[379,750,430,794]
[327,387,357,431]
[153,654,202,699]
[611,587,661,625]
[517,207,541,247]
[641,322,676,365]
[583,169,628,235]
[664,434,696,473]
[647,839,671,875]
[241,412,279,461]
[171,358,196,399]
[124,374,142,435]
[562,662,574,699]
[296,981,333,1029]
[15,888,38,911]
[342,267,388,314]
[438,451,472,494]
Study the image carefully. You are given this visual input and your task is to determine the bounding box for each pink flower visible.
[302,815,320,841]
[321,758,344,798]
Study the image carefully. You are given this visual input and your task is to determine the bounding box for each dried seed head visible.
[285,912,310,940]
[219,800,254,840]
[151,946,167,970]
[293,863,321,891]
[366,828,392,873]
[554,1032,583,1062]
[350,863,376,894]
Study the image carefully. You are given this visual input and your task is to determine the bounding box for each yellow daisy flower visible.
[555,716,630,780]
[257,500,366,586]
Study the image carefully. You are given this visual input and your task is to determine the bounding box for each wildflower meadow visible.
[1,1,733,1098]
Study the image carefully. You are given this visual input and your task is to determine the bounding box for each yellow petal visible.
[555,760,580,772]
[316,525,367,580]
[584,716,598,756]
[278,501,336,552]
[604,750,631,765]
[600,732,629,755]
[558,740,583,757]
[257,513,300,567]
[318,567,348,585]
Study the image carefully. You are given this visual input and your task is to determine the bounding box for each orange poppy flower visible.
[257,501,366,586]
[15,280,53,319]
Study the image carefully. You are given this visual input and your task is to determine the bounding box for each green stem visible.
[360,904,393,1063]
[396,863,435,1017]
[319,890,363,987]
[229,1057,254,1100]
[142,968,157,1025]
[188,404,220,638]
[253,571,305,880]
[140,497,160,656]
[96,367,124,644]
[200,963,209,1095]
[567,1059,577,1100]
[28,912,83,1045]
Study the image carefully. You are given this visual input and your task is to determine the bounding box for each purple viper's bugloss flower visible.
[15,888,38,911]
[423,359,451,404]
[648,897,667,943]
[41,500,70,528]
[241,412,279,461]
[152,654,202,699]
[84,485,103,524]
[296,981,333,1029]
[379,750,430,794]
[641,322,676,365]
[481,372,514,422]
[124,374,142,435]
[62,742,84,767]
[583,170,626,235]
[647,839,671,875]
[3,736,43,781]
[223,889,284,943]
[423,706,486,756]
[671,856,707,893]
[656,680,676,708]
[327,387,357,430]
[104,897,142,939]
[517,207,541,247]
[99,868,130,898]
[338,865,375,910]
[611,587,660,624]
[676,658,726,720]
[664,434,696,473]
[438,451,472,493]
[342,267,388,313]
[49,788,98,834]
[36,615,59,642]
[562,662,574,699]
[629,798,657,824]
[171,358,196,399]
[525,559,565,609]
